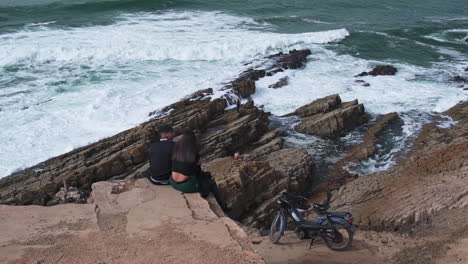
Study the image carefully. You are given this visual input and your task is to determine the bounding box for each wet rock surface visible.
[229,49,311,98]
[293,95,368,137]
[268,76,289,89]
[450,75,467,83]
[314,112,401,192]
[356,65,398,77]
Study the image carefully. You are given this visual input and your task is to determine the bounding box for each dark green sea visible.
[0,0,467,177]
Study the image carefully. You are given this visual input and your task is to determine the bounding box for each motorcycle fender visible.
[279,213,287,235]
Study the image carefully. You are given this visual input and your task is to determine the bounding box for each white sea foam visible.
[25,21,56,27]
[0,12,348,66]
[0,11,349,178]
[253,47,466,116]
[424,28,468,45]
[301,18,333,24]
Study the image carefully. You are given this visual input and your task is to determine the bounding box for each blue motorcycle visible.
[269,192,354,251]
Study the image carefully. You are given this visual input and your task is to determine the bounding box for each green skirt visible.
[169,175,227,210]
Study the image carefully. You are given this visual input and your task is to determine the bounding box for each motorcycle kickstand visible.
[309,238,315,249]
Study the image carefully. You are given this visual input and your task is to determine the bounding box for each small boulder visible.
[356,65,398,77]
[52,186,86,204]
[355,72,369,77]
[268,49,312,70]
[369,65,398,76]
[268,76,289,89]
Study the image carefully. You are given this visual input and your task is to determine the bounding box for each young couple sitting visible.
[148,124,229,212]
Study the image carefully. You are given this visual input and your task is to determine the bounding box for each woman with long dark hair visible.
[170,132,229,211]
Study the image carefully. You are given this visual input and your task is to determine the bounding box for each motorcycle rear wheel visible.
[321,222,353,251]
[269,212,283,244]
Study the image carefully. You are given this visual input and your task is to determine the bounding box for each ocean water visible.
[0,0,467,178]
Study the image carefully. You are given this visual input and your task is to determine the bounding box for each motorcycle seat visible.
[328,211,350,218]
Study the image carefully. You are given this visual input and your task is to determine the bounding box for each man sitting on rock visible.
[148,124,176,185]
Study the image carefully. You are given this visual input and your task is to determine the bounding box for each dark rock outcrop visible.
[450,75,467,83]
[231,71,260,98]
[230,49,312,98]
[355,80,370,86]
[293,95,368,137]
[268,76,289,89]
[356,65,398,77]
[267,49,312,70]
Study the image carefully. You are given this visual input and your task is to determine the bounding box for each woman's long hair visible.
[172,132,198,163]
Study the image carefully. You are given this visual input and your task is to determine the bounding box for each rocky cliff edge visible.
[0,179,265,264]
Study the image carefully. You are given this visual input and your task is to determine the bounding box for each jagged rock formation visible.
[0,179,265,264]
[197,100,272,162]
[0,89,227,206]
[203,148,313,228]
[345,112,399,162]
[330,101,468,231]
[292,94,368,137]
[229,49,311,98]
[316,112,401,191]
[355,65,398,77]
[0,49,314,230]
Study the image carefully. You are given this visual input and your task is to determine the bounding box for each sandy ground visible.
[254,209,468,264]
[254,229,413,264]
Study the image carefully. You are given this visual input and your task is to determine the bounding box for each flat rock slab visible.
[295,99,368,137]
[0,179,264,264]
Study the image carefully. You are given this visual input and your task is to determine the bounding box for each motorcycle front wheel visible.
[321,222,353,251]
[269,211,284,244]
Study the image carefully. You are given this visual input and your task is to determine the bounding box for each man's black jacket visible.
[149,139,175,181]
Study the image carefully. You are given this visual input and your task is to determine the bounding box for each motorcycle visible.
[269,192,354,251]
